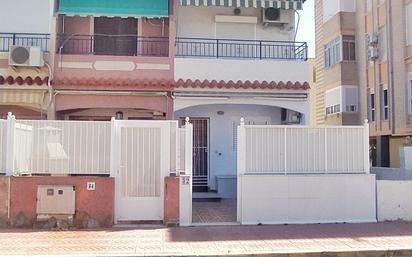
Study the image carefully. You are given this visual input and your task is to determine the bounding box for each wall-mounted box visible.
[36,185,75,215]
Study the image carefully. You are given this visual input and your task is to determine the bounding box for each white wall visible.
[175,104,282,190]
[0,0,54,33]
[238,174,376,224]
[175,58,309,83]
[377,180,412,222]
[323,0,355,23]
[175,5,295,41]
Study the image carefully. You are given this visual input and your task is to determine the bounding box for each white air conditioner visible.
[262,8,291,25]
[9,46,44,67]
[281,109,301,124]
[368,32,379,46]
[368,46,379,60]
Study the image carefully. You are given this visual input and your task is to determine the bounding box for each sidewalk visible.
[0,222,412,257]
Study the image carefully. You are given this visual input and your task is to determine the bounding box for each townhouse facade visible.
[311,0,412,167]
[0,0,309,196]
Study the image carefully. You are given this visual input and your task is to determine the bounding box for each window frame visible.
[381,87,389,120]
[369,92,376,122]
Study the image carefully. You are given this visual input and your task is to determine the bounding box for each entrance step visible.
[193,192,221,202]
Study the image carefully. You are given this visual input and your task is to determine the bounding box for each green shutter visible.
[58,0,169,18]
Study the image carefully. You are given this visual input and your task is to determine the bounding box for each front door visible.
[185,118,209,192]
[114,121,170,222]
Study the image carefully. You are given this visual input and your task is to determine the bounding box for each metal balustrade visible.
[0,33,50,52]
[176,37,308,60]
[57,34,169,57]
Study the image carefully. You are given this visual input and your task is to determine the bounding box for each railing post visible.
[216,39,219,58]
[184,117,193,176]
[12,33,16,45]
[237,118,246,176]
[237,117,246,223]
[259,41,262,60]
[109,117,117,178]
[5,112,16,176]
[363,119,370,174]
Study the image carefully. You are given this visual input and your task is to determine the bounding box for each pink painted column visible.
[164,176,180,226]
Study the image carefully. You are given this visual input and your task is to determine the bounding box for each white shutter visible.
[406,4,412,46]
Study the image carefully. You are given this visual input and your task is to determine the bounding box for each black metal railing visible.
[57,34,169,57]
[0,33,50,52]
[175,37,308,61]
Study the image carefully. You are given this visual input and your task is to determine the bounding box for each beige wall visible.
[312,1,360,126]
[357,0,412,138]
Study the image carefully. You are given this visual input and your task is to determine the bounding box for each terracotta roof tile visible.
[0,76,49,86]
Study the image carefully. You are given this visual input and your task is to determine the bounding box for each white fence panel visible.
[15,120,111,175]
[0,120,6,173]
[14,123,33,173]
[239,122,369,175]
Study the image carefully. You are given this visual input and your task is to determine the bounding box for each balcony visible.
[175,38,308,61]
[57,34,169,57]
[0,33,50,52]
[174,37,309,84]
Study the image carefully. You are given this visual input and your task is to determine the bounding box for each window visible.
[381,88,389,120]
[369,93,376,122]
[324,36,356,68]
[325,86,358,116]
[324,37,341,68]
[342,36,356,61]
[406,4,412,46]
[326,104,341,115]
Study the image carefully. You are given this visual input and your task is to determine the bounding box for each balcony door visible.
[94,17,137,56]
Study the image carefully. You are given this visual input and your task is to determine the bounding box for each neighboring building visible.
[312,0,360,126]
[173,0,309,193]
[0,0,54,119]
[312,0,412,168]
[358,0,412,168]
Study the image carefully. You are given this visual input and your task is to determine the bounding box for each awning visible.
[179,0,303,10]
[0,88,47,109]
[58,0,169,18]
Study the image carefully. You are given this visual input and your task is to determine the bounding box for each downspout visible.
[386,1,395,135]
[44,62,54,120]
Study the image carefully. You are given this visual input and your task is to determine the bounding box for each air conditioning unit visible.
[281,109,301,124]
[368,32,379,46]
[9,46,44,67]
[262,8,291,25]
[368,46,379,60]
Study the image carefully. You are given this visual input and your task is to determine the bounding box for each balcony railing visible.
[0,33,50,52]
[57,34,169,57]
[175,38,308,61]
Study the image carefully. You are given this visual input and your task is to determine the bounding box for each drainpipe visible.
[44,62,54,120]
[386,1,395,135]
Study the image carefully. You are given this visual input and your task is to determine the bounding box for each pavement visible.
[0,222,412,257]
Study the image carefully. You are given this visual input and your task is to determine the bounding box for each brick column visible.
[164,176,179,227]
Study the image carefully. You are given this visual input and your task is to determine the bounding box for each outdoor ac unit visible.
[9,46,44,67]
[262,8,291,25]
[368,32,379,46]
[368,46,379,60]
[281,109,301,124]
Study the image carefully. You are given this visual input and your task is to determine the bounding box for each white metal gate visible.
[113,121,172,221]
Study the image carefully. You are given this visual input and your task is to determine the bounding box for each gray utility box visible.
[36,185,75,215]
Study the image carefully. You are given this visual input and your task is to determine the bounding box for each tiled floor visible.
[192,199,237,223]
[0,222,412,256]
